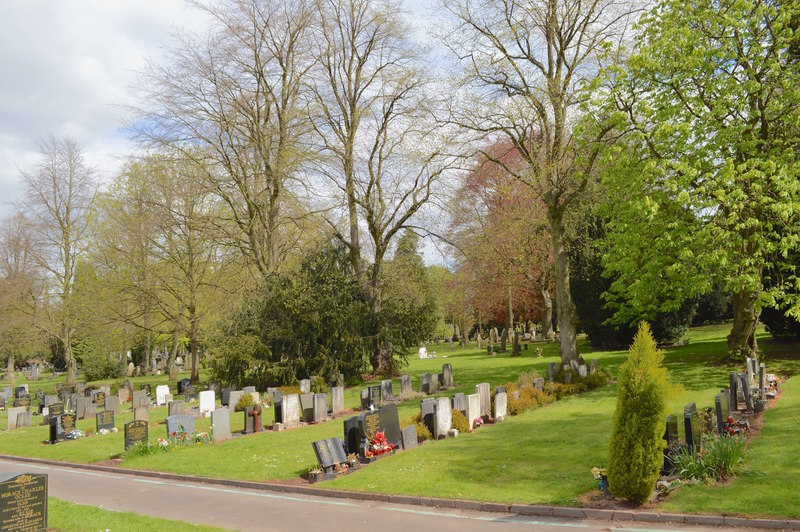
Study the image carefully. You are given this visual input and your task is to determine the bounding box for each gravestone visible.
[400,375,412,395]
[401,425,418,451]
[548,362,557,381]
[728,372,739,411]
[359,389,370,410]
[533,378,545,391]
[84,403,96,420]
[419,373,432,394]
[590,359,598,375]
[68,393,78,413]
[420,398,436,433]
[221,388,232,407]
[299,379,311,394]
[312,439,337,472]
[43,395,58,408]
[759,363,766,397]
[475,383,490,417]
[118,388,128,405]
[125,420,149,450]
[95,391,106,409]
[715,394,725,434]
[105,396,121,416]
[433,397,451,439]
[165,414,195,438]
[15,412,31,428]
[494,392,507,421]
[282,394,300,426]
[228,390,245,411]
[684,409,701,452]
[168,401,184,417]
[380,379,394,402]
[662,414,680,474]
[14,386,27,398]
[49,414,76,443]
[358,410,381,445]
[487,344,494,355]
[132,390,148,409]
[0,473,48,531]
[211,408,231,442]
[177,378,191,395]
[208,380,223,397]
[273,391,284,423]
[156,385,170,406]
[13,396,30,410]
[564,373,572,384]
[134,407,149,422]
[451,393,467,416]
[331,386,344,414]
[466,393,480,430]
[300,393,314,423]
[313,393,328,423]
[243,385,256,394]
[739,373,754,412]
[199,390,215,416]
[344,416,360,455]
[495,385,506,395]
[378,404,402,449]
[48,402,65,417]
[578,365,587,378]
[139,383,151,396]
[96,410,115,432]
[441,364,453,388]
[243,404,262,434]
[183,386,198,403]
[368,385,381,407]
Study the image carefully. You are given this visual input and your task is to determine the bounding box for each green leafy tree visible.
[608,322,669,505]
[602,0,800,359]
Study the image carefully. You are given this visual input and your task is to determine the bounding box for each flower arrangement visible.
[364,431,394,458]
[473,417,484,428]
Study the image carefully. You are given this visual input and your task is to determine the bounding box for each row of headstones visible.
[546,359,599,383]
[359,365,455,410]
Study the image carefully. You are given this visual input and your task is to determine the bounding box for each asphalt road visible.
[0,458,753,532]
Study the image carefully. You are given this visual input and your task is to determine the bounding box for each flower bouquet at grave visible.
[66,429,85,440]
[365,431,394,457]
[473,417,484,428]
[194,432,212,446]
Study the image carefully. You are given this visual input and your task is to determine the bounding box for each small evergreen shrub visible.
[310,376,330,394]
[415,422,432,441]
[235,392,255,412]
[451,409,470,433]
[608,322,669,505]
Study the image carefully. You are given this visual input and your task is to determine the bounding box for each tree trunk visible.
[727,288,760,358]
[64,327,76,386]
[167,328,180,381]
[143,311,152,376]
[189,315,200,383]
[506,285,514,332]
[550,214,580,364]
[541,288,554,339]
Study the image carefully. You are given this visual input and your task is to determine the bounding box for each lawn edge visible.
[2,454,796,529]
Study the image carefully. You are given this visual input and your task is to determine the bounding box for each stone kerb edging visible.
[1,454,797,530]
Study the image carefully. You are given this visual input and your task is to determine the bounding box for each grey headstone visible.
[715,394,725,434]
[84,402,97,420]
[300,393,314,423]
[243,385,256,394]
[165,414,195,438]
[400,375,412,395]
[228,390,244,411]
[451,393,467,416]
[380,379,394,401]
[313,393,328,423]
[494,392,507,421]
[759,363,766,396]
[420,398,436,433]
[15,411,31,428]
[433,397,451,439]
[360,388,370,410]
[476,383,490,417]
[684,410,702,452]
[590,359,598,374]
[441,364,453,388]
[419,372,432,394]
[331,386,345,414]
[313,439,336,471]
[132,390,148,409]
[401,425,418,451]
[729,372,739,411]
[369,385,381,407]
[105,396,121,416]
[168,401,184,417]
[534,378,545,391]
[739,373,754,412]
[578,365,587,378]
[343,416,360,455]
[548,362,557,381]
[466,393,480,429]
[299,379,311,394]
[211,408,231,442]
[134,407,149,422]
[282,394,300,426]
[44,394,58,407]
[221,388,232,407]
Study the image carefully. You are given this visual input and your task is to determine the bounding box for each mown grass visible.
[48,497,229,531]
[2,324,799,517]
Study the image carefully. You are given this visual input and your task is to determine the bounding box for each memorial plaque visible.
[0,473,47,532]
[124,420,149,450]
[95,391,106,409]
[49,414,76,443]
[48,402,64,417]
[96,410,115,432]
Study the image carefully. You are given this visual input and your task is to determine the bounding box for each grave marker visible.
[165,415,195,438]
[49,414,76,443]
[15,412,31,429]
[343,416,360,455]
[282,394,300,426]
[715,394,725,435]
[433,397,451,439]
[299,379,311,394]
[155,385,169,406]
[124,420,149,450]
[211,408,231,442]
[227,390,244,411]
[401,425,418,450]
[451,393,467,416]
[300,393,314,423]
[400,375,412,395]
[313,393,328,423]
[441,364,453,388]
[199,390,215,416]
[95,391,106,409]
[380,379,394,402]
[0,473,48,531]
[466,393,480,430]
[475,383,490,417]
[168,401,184,417]
[48,402,64,417]
[494,392,507,421]
[331,386,344,414]
[96,410,115,432]
[105,396,121,416]
[134,407,149,422]
[420,398,436,433]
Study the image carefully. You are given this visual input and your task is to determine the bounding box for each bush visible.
[451,409,470,433]
[608,322,669,505]
[235,392,254,412]
[310,376,330,394]
[415,422,432,441]
[671,436,747,481]
[125,441,158,459]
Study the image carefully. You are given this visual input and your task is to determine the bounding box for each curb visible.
[1,454,796,530]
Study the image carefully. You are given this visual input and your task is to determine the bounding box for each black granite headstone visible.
[0,473,47,531]
[124,420,149,450]
[96,410,115,432]
[343,416,360,455]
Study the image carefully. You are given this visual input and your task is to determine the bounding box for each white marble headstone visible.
[466,393,481,430]
[156,385,170,406]
[199,390,215,416]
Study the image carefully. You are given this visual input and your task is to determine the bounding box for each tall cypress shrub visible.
[608,322,668,504]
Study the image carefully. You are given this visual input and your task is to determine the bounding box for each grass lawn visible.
[48,497,229,531]
[2,324,799,518]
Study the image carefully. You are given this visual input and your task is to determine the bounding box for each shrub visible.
[310,376,330,394]
[517,369,541,389]
[451,409,469,433]
[415,422,432,441]
[608,322,669,505]
[125,441,158,459]
[235,392,255,412]
[671,436,747,481]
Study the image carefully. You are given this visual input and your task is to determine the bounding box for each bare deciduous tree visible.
[441,0,636,363]
[20,135,97,385]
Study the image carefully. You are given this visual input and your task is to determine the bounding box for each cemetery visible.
[1,322,799,526]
